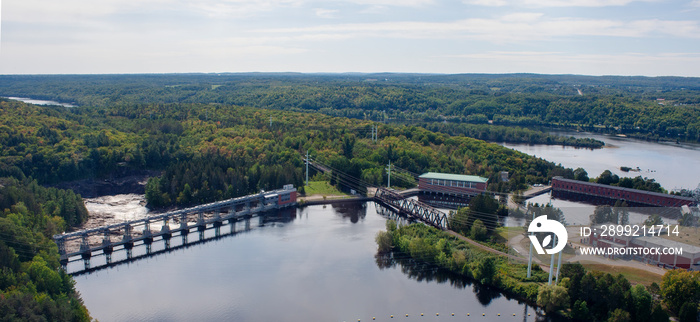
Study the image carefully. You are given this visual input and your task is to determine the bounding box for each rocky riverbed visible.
[82,193,152,229]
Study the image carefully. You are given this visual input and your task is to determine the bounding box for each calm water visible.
[6,96,77,107]
[501,133,697,226]
[73,203,540,322]
[72,132,699,320]
[503,132,700,191]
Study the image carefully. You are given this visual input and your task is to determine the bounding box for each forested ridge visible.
[3,73,700,143]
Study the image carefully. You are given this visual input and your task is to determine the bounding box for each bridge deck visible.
[54,187,296,263]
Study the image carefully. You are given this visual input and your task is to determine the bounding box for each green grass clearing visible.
[578,262,663,286]
[302,181,348,196]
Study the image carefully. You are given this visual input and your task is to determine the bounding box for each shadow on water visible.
[373,203,563,322]
[67,208,297,276]
[330,202,367,223]
[374,251,561,321]
[375,252,503,305]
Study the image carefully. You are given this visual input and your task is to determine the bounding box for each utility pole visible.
[527,209,534,278]
[270,116,272,128]
[386,161,391,189]
[548,234,556,285]
[305,150,309,186]
[555,243,563,284]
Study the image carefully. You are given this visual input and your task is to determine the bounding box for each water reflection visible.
[375,251,557,321]
[374,203,415,227]
[74,203,548,322]
[330,202,367,223]
[68,209,296,275]
[375,252,469,288]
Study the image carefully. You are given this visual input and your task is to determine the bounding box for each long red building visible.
[551,176,695,207]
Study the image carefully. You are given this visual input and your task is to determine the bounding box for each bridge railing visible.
[374,187,448,230]
[54,186,297,262]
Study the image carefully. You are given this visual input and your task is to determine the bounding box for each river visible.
[72,202,541,322]
[502,133,699,226]
[6,96,77,107]
[72,133,698,320]
[503,132,700,191]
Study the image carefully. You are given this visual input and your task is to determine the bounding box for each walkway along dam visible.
[53,184,450,274]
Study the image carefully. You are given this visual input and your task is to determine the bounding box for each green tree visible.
[574,168,589,182]
[342,134,355,159]
[470,219,488,241]
[375,231,393,253]
[630,284,652,322]
[449,207,471,235]
[650,304,669,322]
[572,300,591,321]
[474,257,496,285]
[145,177,164,207]
[678,302,698,322]
[607,309,631,322]
[644,214,665,226]
[537,284,570,313]
[597,170,620,185]
[468,194,499,234]
[591,205,613,224]
[27,256,62,295]
[661,270,700,313]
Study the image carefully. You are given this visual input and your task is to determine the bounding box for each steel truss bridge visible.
[374,187,449,230]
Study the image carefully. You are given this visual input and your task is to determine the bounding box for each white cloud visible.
[341,0,435,7]
[463,0,508,6]
[522,0,651,7]
[465,0,658,7]
[186,0,306,18]
[315,8,340,19]
[500,12,545,22]
[690,0,700,6]
[259,15,700,43]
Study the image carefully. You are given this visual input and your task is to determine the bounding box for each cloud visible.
[463,0,508,6]
[500,12,545,22]
[259,15,700,43]
[465,0,658,7]
[341,0,435,6]
[187,0,306,18]
[315,8,340,19]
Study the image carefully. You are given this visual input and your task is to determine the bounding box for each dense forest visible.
[0,177,91,320]
[2,73,697,319]
[0,95,578,318]
[0,97,571,207]
[3,73,700,143]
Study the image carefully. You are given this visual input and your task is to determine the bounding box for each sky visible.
[2,0,700,76]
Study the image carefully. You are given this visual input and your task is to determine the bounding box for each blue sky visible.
[2,0,700,76]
